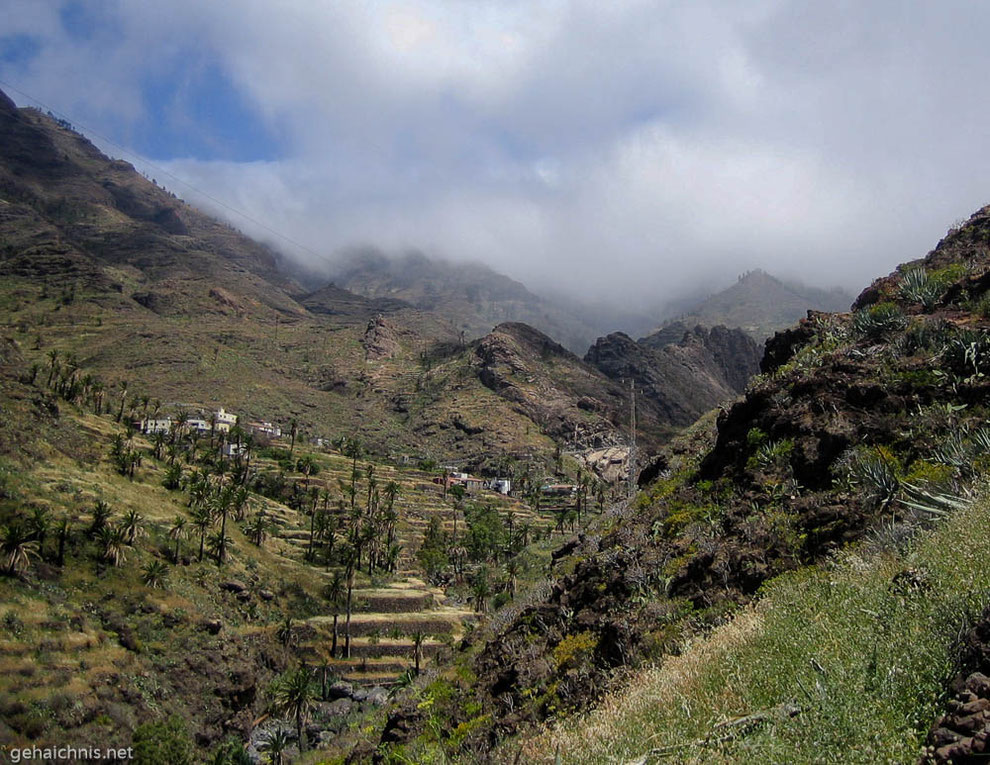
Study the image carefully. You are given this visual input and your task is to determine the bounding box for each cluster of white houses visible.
[138,407,281,441]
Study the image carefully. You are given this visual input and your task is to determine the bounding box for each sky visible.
[2,1,990,310]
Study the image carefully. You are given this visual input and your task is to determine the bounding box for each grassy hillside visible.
[0,330,603,759]
[528,490,990,763]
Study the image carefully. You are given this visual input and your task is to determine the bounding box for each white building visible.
[139,417,173,435]
[215,408,237,433]
[186,418,210,433]
[248,421,281,439]
[222,442,247,458]
[489,478,511,495]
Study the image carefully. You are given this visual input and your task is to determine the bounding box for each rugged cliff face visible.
[471,322,641,451]
[584,324,761,429]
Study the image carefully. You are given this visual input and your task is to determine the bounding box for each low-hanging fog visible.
[4,1,990,310]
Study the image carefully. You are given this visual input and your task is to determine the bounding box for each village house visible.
[222,442,247,458]
[138,417,173,435]
[214,407,237,433]
[487,478,512,495]
[186,417,210,433]
[541,483,577,497]
[247,420,281,439]
[435,472,486,494]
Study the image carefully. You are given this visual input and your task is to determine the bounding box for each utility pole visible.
[628,379,637,499]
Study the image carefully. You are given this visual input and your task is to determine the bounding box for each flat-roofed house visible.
[215,408,237,433]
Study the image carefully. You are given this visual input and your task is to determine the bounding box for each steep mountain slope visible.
[1,91,661,470]
[585,324,761,429]
[651,269,854,343]
[327,248,654,354]
[472,322,647,452]
[360,206,990,762]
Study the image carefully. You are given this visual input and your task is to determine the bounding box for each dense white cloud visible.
[4,1,990,309]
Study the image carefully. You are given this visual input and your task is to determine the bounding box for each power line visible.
[0,77,334,267]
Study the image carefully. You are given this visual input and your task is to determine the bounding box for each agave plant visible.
[898,267,945,311]
[851,303,908,341]
[932,431,972,475]
[258,727,291,765]
[943,329,990,378]
[844,448,900,511]
[899,482,971,518]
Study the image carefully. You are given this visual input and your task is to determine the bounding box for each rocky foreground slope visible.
[361,207,990,761]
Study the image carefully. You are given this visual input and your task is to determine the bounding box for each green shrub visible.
[904,460,955,488]
[553,631,598,670]
[132,715,194,765]
[746,428,769,448]
[973,292,990,318]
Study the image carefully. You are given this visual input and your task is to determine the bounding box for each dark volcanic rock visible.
[928,608,990,764]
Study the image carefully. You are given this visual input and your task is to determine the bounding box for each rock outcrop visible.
[585,324,760,429]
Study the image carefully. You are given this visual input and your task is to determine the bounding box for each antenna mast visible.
[628,379,637,498]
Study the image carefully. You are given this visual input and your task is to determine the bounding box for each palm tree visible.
[152,430,166,460]
[27,506,50,557]
[168,515,187,562]
[99,525,128,567]
[342,544,357,659]
[206,529,231,566]
[449,545,468,583]
[232,485,249,521]
[317,656,334,701]
[141,559,169,588]
[449,484,466,541]
[505,558,520,599]
[89,500,112,537]
[115,379,128,423]
[213,489,232,564]
[120,509,144,544]
[271,666,315,753]
[246,511,269,547]
[412,630,427,675]
[288,418,299,458]
[275,617,295,649]
[471,566,491,613]
[1,522,39,575]
[55,517,70,567]
[258,727,290,765]
[323,571,346,658]
[46,348,60,388]
[190,505,212,562]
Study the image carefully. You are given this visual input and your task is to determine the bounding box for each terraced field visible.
[240,444,567,685]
